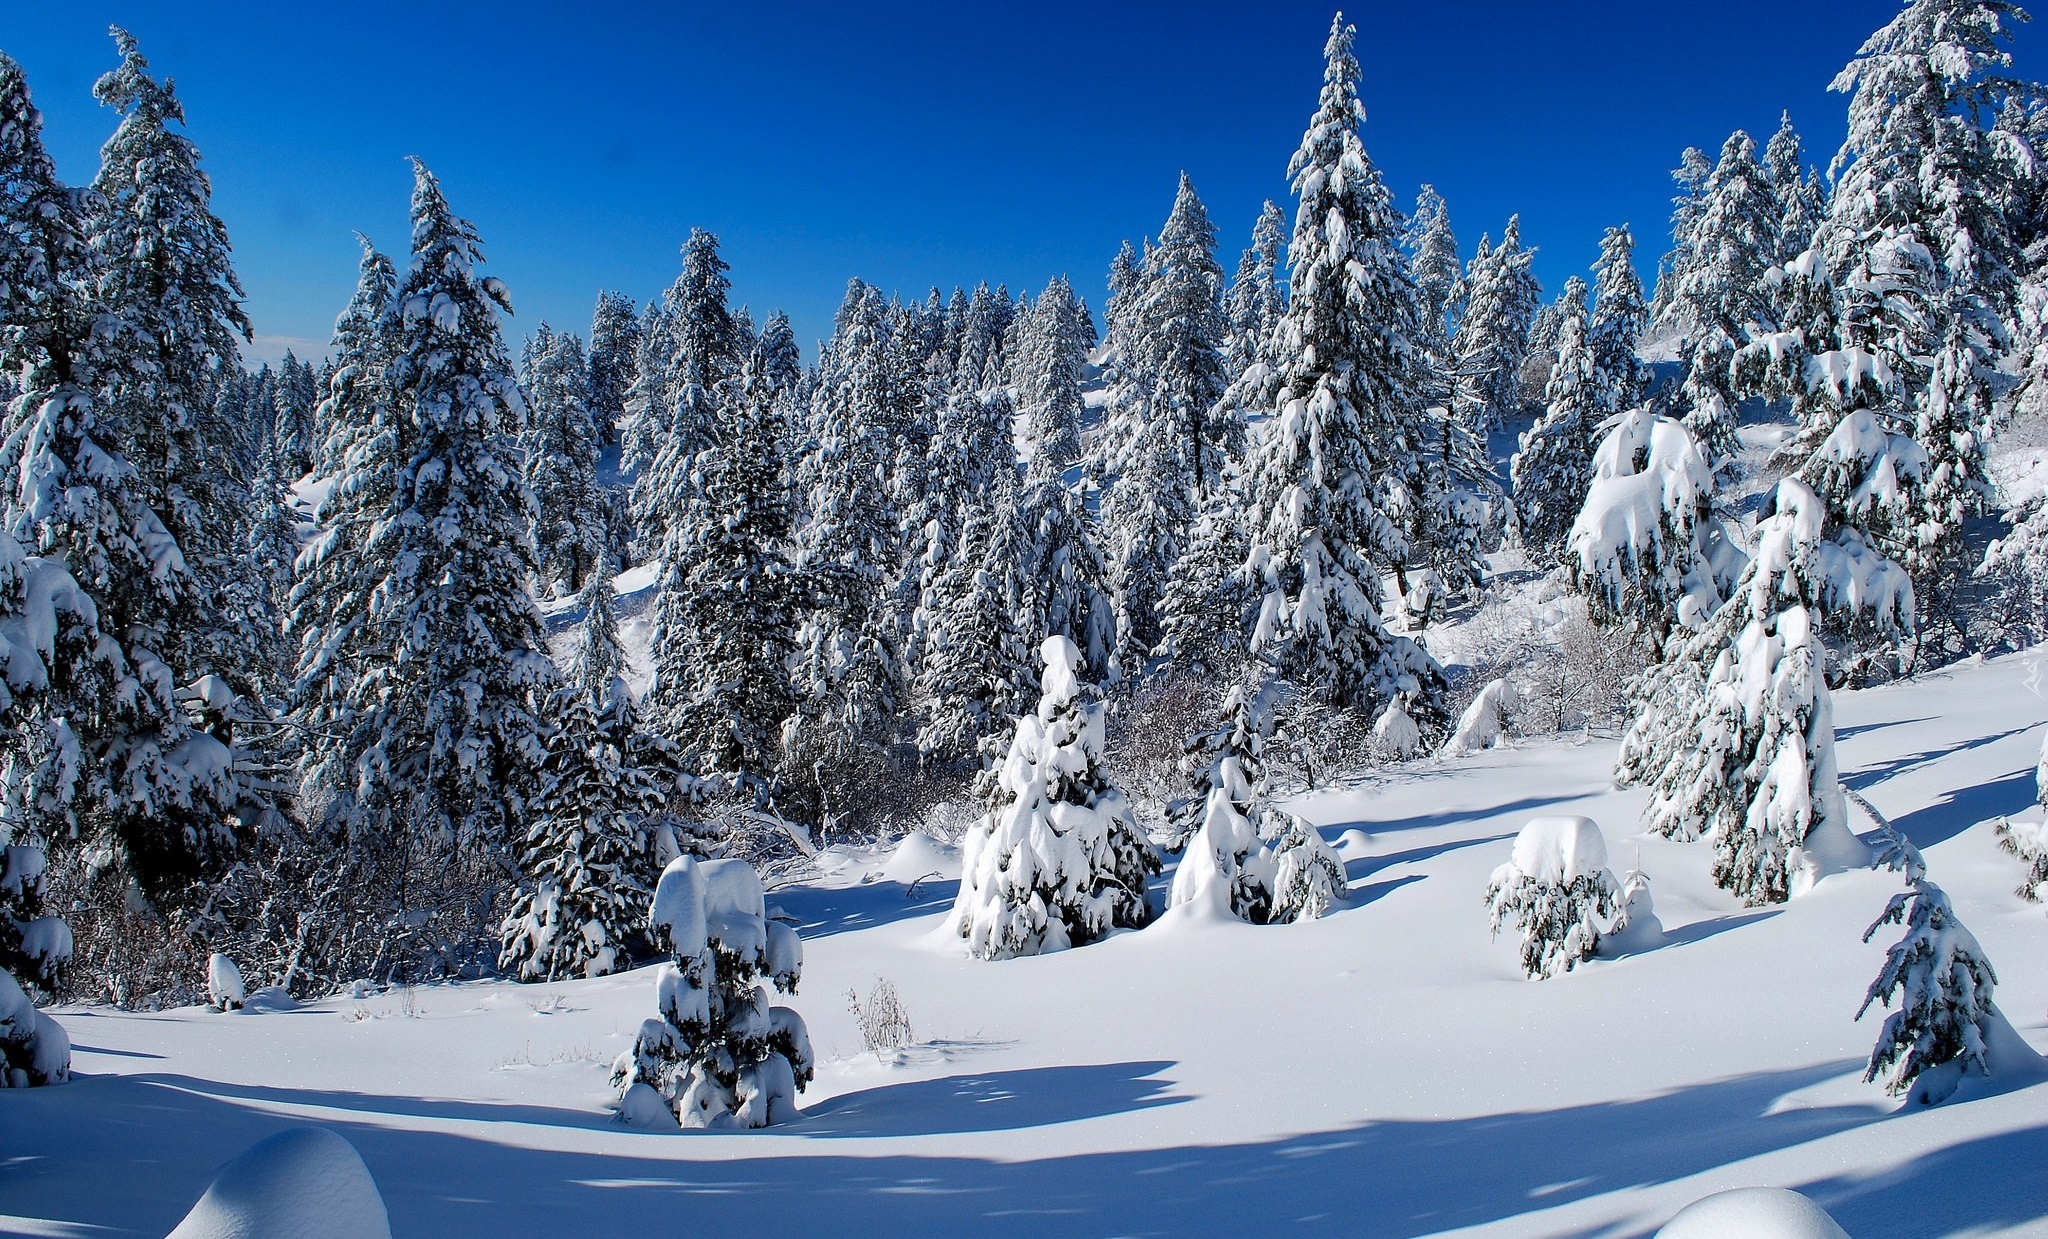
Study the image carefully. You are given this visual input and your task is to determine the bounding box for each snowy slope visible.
[6,654,2048,1238]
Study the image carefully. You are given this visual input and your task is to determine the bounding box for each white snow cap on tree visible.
[206,954,244,1011]
[950,636,1157,957]
[1485,816,1620,979]
[1441,678,1516,757]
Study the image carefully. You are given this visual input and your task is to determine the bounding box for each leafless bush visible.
[846,976,915,1060]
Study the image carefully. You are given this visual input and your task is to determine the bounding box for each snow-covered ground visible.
[8,653,2048,1238]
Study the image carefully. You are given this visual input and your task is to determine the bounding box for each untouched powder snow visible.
[9,652,2048,1238]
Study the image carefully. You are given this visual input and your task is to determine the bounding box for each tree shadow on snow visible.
[1656,907,1781,951]
[1842,723,2035,798]
[795,1060,1186,1138]
[1834,715,1933,741]
[1788,1120,2048,1239]
[1879,768,2036,851]
[1342,832,1516,886]
[771,878,958,942]
[1320,793,1590,840]
[27,1054,2037,1239]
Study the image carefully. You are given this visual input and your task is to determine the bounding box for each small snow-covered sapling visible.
[1485,816,1620,979]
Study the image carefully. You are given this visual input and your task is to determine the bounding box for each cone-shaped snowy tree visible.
[1225,200,1289,385]
[522,328,604,595]
[1511,305,1603,564]
[1235,14,1444,722]
[586,290,640,449]
[1588,225,1651,412]
[1619,478,1910,903]
[1404,185,1462,369]
[615,856,811,1128]
[951,637,1158,958]
[1485,816,1621,979]
[1668,129,1778,476]
[1451,215,1540,439]
[291,160,551,858]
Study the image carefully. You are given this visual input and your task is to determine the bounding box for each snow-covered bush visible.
[1602,853,1665,955]
[950,637,1158,958]
[1993,728,2048,902]
[613,856,812,1128]
[206,954,244,1012]
[1484,816,1620,979]
[1265,814,1346,923]
[1440,678,1515,757]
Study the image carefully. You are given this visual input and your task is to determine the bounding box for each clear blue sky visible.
[4,1,2014,366]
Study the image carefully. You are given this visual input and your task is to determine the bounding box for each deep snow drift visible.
[5,651,2048,1238]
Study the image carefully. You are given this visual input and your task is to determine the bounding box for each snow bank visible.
[1655,1187,1850,1238]
[166,1127,390,1239]
[880,831,959,884]
[1441,678,1515,757]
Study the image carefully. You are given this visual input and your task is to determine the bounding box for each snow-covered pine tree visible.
[1588,224,1652,412]
[616,855,811,1128]
[90,27,282,714]
[1014,276,1092,483]
[1233,14,1445,723]
[1566,406,1733,652]
[522,328,604,595]
[1668,130,1779,476]
[1762,112,1825,276]
[1858,835,2005,1103]
[1168,677,1275,915]
[1405,184,1463,369]
[1824,0,2033,631]
[1451,215,1540,439]
[1225,200,1288,383]
[1155,474,1257,680]
[1649,146,1714,332]
[313,234,397,479]
[628,228,744,548]
[499,578,668,982]
[1511,298,1603,564]
[586,290,641,449]
[1484,816,1621,979]
[649,350,798,804]
[785,281,915,810]
[292,161,550,866]
[269,351,319,480]
[0,48,244,906]
[950,637,1158,957]
[1618,478,1909,903]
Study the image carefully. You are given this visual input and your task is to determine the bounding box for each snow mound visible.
[1333,828,1373,859]
[166,1127,390,1239]
[1507,816,1608,885]
[1441,678,1515,757]
[1655,1187,1850,1238]
[880,831,959,884]
[207,954,245,1011]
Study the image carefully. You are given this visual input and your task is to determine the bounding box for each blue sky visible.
[4,1,2014,365]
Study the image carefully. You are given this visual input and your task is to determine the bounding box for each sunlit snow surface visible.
[7,652,2048,1237]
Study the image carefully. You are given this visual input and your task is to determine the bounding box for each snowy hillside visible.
[10,651,2046,1239]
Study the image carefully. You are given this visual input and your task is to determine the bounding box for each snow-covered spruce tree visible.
[586,289,640,449]
[1511,297,1602,564]
[0,513,122,1083]
[1824,0,2032,630]
[1404,184,1463,368]
[1156,474,1257,681]
[1234,13,1445,723]
[1451,215,1540,440]
[913,459,1038,764]
[1566,407,1731,652]
[950,637,1158,958]
[1225,200,1289,383]
[649,352,798,805]
[1649,146,1714,332]
[1668,130,1779,476]
[292,161,551,867]
[521,327,604,595]
[268,351,319,480]
[0,49,244,908]
[1991,730,2048,899]
[1484,816,1620,979]
[498,587,667,982]
[615,855,811,1128]
[1857,830,2008,1104]
[1013,275,1092,482]
[1588,224,1651,413]
[627,228,744,547]
[313,234,398,478]
[1762,112,1825,276]
[785,282,915,814]
[1619,479,1909,903]
[90,27,283,711]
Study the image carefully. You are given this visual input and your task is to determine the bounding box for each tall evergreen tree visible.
[1404,184,1463,369]
[1225,200,1288,383]
[1013,276,1091,483]
[1511,300,1603,564]
[1669,130,1779,475]
[1232,14,1445,723]
[1588,224,1652,412]
[1650,146,1715,331]
[1451,215,1540,438]
[291,161,550,861]
[586,289,640,450]
[523,328,604,595]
